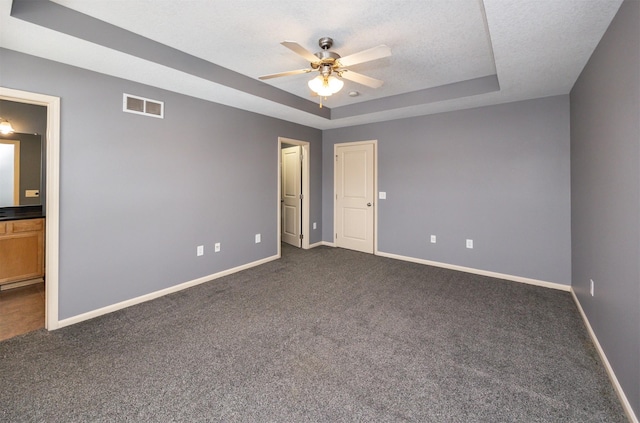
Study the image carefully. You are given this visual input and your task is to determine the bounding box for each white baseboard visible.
[375,250,570,291]
[56,254,280,329]
[570,289,638,423]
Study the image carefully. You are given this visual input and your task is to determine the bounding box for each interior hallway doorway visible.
[278,137,310,254]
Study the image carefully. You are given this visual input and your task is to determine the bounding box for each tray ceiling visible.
[0,0,623,129]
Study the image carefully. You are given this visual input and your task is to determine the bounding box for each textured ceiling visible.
[0,0,624,129]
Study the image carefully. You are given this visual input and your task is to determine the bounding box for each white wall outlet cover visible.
[214,243,221,252]
[466,239,473,249]
[196,245,204,256]
[255,234,261,243]
[379,191,387,199]
[430,235,436,243]
[313,222,317,230]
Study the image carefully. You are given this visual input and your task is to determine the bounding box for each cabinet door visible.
[0,219,44,285]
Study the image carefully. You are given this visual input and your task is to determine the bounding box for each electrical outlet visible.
[196,245,204,256]
[430,235,436,244]
[466,239,473,249]
[590,279,594,297]
[255,234,261,243]
[214,242,221,252]
[313,222,317,230]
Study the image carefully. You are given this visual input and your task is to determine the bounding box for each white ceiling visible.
[0,0,623,129]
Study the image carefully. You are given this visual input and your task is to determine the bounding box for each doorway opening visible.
[278,137,310,256]
[0,87,61,332]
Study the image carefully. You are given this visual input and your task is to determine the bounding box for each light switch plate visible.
[255,234,261,243]
[379,192,387,199]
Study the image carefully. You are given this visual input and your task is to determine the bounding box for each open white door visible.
[281,145,302,247]
[335,142,375,253]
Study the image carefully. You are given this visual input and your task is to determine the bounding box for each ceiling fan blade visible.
[340,70,384,88]
[281,41,320,64]
[259,68,312,80]
[337,45,391,67]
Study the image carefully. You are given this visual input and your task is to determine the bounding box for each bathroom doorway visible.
[0,87,61,334]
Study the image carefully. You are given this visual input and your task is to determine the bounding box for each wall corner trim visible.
[56,254,280,329]
[570,288,639,423]
[375,251,570,291]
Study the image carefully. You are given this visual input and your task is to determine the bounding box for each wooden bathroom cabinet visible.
[0,218,45,286]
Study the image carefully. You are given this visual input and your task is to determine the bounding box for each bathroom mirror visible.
[0,133,42,207]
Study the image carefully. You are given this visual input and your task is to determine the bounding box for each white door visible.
[335,142,375,253]
[281,146,302,247]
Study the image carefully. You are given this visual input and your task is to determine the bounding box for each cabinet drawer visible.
[0,235,43,283]
[10,219,44,233]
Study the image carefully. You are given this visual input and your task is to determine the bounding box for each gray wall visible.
[570,0,640,417]
[0,100,47,205]
[323,96,572,285]
[0,48,322,319]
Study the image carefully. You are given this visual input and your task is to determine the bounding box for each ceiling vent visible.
[123,93,164,118]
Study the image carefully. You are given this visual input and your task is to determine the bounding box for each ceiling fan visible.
[259,37,391,101]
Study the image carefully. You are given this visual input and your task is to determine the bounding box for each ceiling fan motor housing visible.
[312,50,340,64]
[312,37,341,74]
[311,37,340,74]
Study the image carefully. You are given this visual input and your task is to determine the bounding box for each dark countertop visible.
[0,206,45,222]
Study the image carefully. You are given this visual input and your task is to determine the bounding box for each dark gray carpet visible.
[0,245,627,422]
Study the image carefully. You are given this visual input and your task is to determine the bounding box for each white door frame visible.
[333,140,378,254]
[0,87,60,330]
[277,137,310,256]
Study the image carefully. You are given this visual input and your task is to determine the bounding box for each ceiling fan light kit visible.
[259,37,391,106]
[308,74,344,97]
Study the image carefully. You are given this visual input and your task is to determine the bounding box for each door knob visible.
[367,202,372,207]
